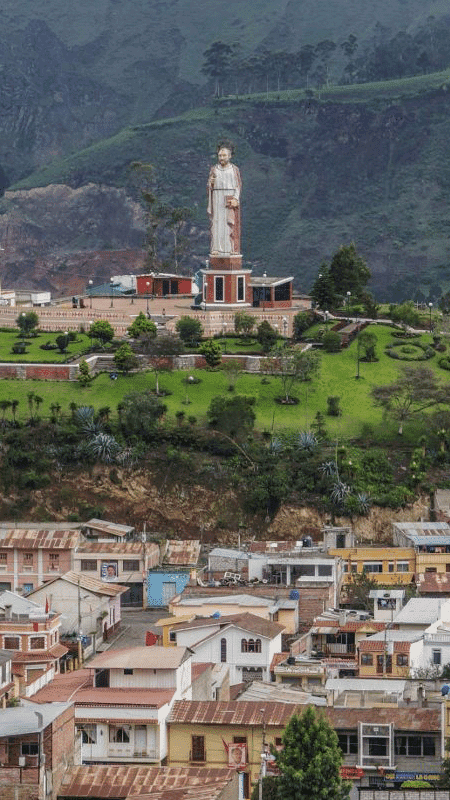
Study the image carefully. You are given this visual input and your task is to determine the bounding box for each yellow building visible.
[328,547,415,586]
[168,593,298,634]
[358,638,410,678]
[168,700,304,797]
[155,615,194,646]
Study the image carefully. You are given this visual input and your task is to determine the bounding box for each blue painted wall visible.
[147,570,190,607]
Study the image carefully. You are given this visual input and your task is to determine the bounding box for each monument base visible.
[209,254,242,272]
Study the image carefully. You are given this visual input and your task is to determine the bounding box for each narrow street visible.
[104,607,163,650]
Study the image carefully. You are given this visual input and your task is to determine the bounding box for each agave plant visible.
[319,460,338,477]
[330,479,351,507]
[87,433,121,464]
[297,430,318,453]
[354,492,372,516]
[73,405,101,436]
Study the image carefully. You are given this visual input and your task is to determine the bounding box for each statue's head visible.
[217,140,234,166]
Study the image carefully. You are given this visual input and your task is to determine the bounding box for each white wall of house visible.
[172,623,220,648]
[30,581,117,636]
[409,629,450,674]
[180,627,282,685]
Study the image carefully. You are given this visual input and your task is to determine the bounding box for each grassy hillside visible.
[9,69,450,301]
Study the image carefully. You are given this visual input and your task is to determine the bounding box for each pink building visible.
[0,525,79,595]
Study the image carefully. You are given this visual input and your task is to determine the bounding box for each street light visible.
[429,302,433,334]
[346,291,351,322]
[110,277,114,308]
[88,279,93,309]
[146,282,150,314]
[325,310,329,331]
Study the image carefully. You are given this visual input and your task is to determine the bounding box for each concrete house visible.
[0,591,67,697]
[0,649,15,706]
[27,571,128,645]
[0,525,80,595]
[0,701,77,800]
[33,646,193,765]
[172,613,283,685]
[168,593,298,635]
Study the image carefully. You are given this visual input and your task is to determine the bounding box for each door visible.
[134,726,147,754]
[162,581,177,605]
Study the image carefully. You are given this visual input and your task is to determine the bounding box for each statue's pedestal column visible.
[202,254,251,307]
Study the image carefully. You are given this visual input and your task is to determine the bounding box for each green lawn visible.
[0,330,91,362]
[0,325,445,440]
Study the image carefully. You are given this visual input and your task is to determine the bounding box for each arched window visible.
[255,639,262,653]
[220,638,227,662]
[248,639,255,652]
[241,639,248,653]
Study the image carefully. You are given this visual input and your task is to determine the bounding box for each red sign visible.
[341,767,364,779]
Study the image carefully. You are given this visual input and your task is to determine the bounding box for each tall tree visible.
[207,394,256,441]
[201,41,234,96]
[372,365,450,434]
[310,266,336,310]
[275,706,351,800]
[266,346,321,403]
[328,243,370,298]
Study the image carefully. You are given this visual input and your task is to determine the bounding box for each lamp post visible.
[88,279,93,309]
[325,310,329,331]
[429,302,433,334]
[346,291,351,322]
[146,282,150,314]
[110,277,114,308]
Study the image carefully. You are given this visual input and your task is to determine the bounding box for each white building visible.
[172,613,283,685]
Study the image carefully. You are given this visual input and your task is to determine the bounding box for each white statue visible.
[207,144,241,256]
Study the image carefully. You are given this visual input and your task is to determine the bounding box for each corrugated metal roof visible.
[0,528,79,549]
[0,701,73,735]
[248,541,299,552]
[208,547,249,560]
[416,572,450,593]
[59,766,235,799]
[32,669,92,703]
[77,541,148,554]
[83,518,135,537]
[409,536,450,545]
[31,571,128,597]
[88,646,189,670]
[393,597,449,624]
[236,680,327,705]
[74,688,175,708]
[168,701,439,731]
[164,540,200,566]
[176,594,273,607]
[393,522,450,533]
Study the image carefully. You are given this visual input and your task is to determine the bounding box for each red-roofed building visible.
[0,525,80,595]
[33,646,194,766]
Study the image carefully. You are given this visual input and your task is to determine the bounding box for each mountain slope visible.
[5,73,450,300]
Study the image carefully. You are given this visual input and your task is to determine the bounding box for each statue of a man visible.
[207,144,241,256]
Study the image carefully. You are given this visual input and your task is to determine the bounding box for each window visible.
[4,636,20,650]
[247,639,262,653]
[124,668,133,675]
[388,562,394,573]
[234,736,247,745]
[241,639,248,653]
[191,735,205,762]
[395,736,435,757]
[215,276,224,302]
[425,567,437,573]
[296,565,315,577]
[79,724,97,744]
[275,737,283,748]
[30,636,45,650]
[368,738,387,756]
[361,653,373,666]
[396,562,409,573]
[123,560,140,572]
[338,734,358,755]
[432,649,442,665]
[21,743,39,756]
[48,553,59,570]
[80,560,97,571]
[0,552,7,567]
[220,637,227,662]
[350,563,357,573]
[363,562,383,573]
[169,630,177,643]
[23,553,33,563]
[274,282,290,302]
[109,725,130,743]
[237,276,244,301]
[23,584,33,594]
[318,565,332,576]
[397,654,408,666]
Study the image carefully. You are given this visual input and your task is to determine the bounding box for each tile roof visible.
[12,643,68,661]
[32,670,175,707]
[87,646,189,670]
[359,639,411,652]
[0,528,79,549]
[164,540,200,566]
[60,766,235,799]
[270,652,290,671]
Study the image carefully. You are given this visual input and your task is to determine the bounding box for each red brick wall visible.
[50,705,76,798]
[0,364,73,380]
